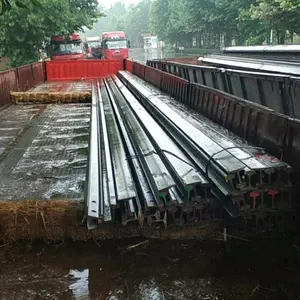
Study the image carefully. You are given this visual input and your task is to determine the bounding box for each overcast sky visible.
[98,0,141,8]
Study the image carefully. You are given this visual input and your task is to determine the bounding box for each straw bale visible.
[0,200,221,242]
[0,200,84,241]
[10,92,91,104]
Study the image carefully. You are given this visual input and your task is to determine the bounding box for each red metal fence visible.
[125,59,134,74]
[0,61,46,108]
[0,69,18,108]
[46,59,124,80]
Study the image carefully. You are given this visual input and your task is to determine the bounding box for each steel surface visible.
[107,77,158,210]
[109,77,175,203]
[119,71,247,174]
[200,55,300,76]
[98,80,117,208]
[113,75,204,191]
[86,82,102,228]
[103,79,137,202]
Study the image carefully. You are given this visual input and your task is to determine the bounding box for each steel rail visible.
[98,80,117,208]
[102,79,137,202]
[86,81,102,229]
[118,70,294,218]
[118,71,246,175]
[104,78,143,221]
[112,75,205,200]
[200,55,300,76]
[107,77,175,207]
[107,77,158,211]
[117,72,243,217]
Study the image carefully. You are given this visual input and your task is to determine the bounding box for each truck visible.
[100,31,129,60]
[49,33,85,60]
[85,36,101,59]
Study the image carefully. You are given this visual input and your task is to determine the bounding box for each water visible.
[0,238,300,299]
[129,49,178,63]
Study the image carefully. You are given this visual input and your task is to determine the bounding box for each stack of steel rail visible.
[200,54,300,76]
[86,73,293,230]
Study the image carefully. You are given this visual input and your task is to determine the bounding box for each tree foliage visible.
[149,0,300,47]
[1,0,299,66]
[83,3,126,38]
[121,0,151,47]
[149,0,170,41]
[84,0,151,48]
[0,0,42,15]
[0,0,101,66]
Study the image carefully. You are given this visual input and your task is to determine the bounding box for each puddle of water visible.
[43,175,86,199]
[0,239,299,300]
[69,269,90,299]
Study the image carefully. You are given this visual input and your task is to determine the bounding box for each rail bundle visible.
[85,72,293,231]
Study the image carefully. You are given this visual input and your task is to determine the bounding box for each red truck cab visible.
[101,31,129,60]
[50,34,85,60]
[85,36,101,59]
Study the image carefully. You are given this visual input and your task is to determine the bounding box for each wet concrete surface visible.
[0,104,90,201]
[0,238,300,300]
[0,105,44,159]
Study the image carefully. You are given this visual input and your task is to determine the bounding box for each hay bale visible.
[10,92,91,104]
[0,200,221,242]
[0,200,84,241]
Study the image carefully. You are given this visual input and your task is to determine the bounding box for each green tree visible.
[149,0,170,41]
[149,0,300,47]
[122,0,152,47]
[85,0,151,48]
[0,0,42,15]
[0,0,100,66]
[83,2,127,37]
[248,0,300,43]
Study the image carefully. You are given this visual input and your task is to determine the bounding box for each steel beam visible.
[107,78,175,207]
[102,80,137,202]
[107,77,158,212]
[112,75,205,201]
[86,81,103,229]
